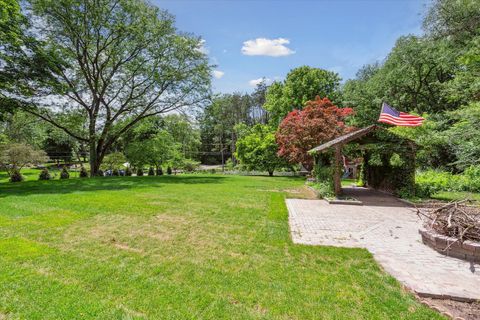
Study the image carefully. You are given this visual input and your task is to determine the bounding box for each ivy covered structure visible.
[309,125,416,197]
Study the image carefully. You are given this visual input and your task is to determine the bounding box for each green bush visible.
[148,167,155,176]
[79,166,89,178]
[416,170,451,193]
[9,169,23,182]
[312,164,334,198]
[463,165,480,191]
[97,169,104,177]
[125,167,133,176]
[137,168,144,176]
[167,166,172,175]
[112,169,119,176]
[60,167,70,179]
[39,168,51,180]
[156,167,163,176]
[415,166,480,197]
[225,159,235,171]
[182,159,200,172]
[414,183,434,198]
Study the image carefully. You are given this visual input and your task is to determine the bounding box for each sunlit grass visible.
[0,175,442,319]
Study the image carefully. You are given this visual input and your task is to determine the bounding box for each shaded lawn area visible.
[0,175,442,319]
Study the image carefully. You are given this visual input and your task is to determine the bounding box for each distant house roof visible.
[308,125,380,154]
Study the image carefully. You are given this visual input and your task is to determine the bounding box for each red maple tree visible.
[276,96,354,171]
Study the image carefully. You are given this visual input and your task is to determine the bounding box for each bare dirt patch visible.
[62,214,190,254]
[284,185,318,199]
[421,297,480,320]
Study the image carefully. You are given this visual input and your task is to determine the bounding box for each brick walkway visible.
[286,187,480,301]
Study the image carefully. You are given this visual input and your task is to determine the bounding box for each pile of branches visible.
[417,199,480,242]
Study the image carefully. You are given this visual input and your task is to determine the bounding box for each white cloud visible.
[249,77,272,87]
[241,38,295,57]
[196,39,209,55]
[213,70,225,79]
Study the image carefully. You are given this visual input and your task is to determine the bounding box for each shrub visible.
[413,183,434,198]
[182,159,200,172]
[156,167,163,176]
[148,167,155,176]
[112,169,119,176]
[414,167,480,197]
[137,168,144,176]
[97,169,104,177]
[167,166,172,175]
[60,167,70,179]
[9,169,23,182]
[39,168,51,180]
[125,167,133,176]
[463,165,480,192]
[225,159,235,171]
[79,166,89,178]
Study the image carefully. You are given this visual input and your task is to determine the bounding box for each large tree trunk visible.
[88,117,101,177]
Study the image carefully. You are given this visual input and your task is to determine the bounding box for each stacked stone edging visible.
[419,229,480,263]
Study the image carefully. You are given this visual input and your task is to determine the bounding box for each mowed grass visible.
[0,175,442,319]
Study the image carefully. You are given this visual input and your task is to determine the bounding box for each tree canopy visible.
[235,124,284,176]
[276,97,353,171]
[264,66,342,126]
[1,0,211,175]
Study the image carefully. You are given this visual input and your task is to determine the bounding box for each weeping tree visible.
[1,0,211,176]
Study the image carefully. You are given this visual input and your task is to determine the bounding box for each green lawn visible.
[431,191,480,202]
[0,175,442,319]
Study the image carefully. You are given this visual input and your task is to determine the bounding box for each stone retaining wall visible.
[419,229,480,263]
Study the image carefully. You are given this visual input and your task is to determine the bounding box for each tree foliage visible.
[264,66,342,126]
[342,0,480,172]
[276,97,353,171]
[1,0,211,176]
[235,125,284,176]
[0,143,49,175]
[102,152,126,170]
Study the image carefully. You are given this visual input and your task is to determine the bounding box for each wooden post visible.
[333,145,342,197]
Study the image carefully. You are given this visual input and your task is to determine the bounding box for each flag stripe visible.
[378,117,423,125]
[378,117,423,126]
[378,102,424,127]
[378,118,423,127]
[379,114,423,123]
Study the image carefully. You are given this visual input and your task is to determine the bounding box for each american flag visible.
[378,102,424,127]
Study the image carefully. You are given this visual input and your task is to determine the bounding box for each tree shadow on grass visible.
[0,175,226,198]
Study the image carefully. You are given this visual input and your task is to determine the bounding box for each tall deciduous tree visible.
[2,0,210,176]
[264,66,342,126]
[199,93,252,165]
[235,124,284,176]
[276,97,353,171]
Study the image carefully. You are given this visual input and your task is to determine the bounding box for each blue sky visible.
[155,0,430,94]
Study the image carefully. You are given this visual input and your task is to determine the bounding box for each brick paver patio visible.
[286,187,480,301]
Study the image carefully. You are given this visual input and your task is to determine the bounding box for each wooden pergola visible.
[308,125,383,197]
